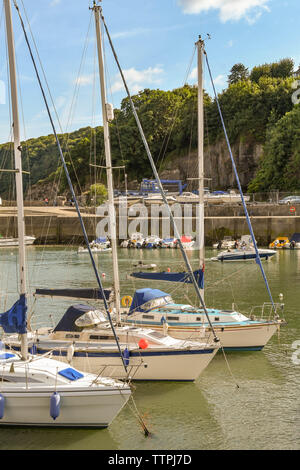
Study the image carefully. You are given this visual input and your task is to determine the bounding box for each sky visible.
[0,0,299,143]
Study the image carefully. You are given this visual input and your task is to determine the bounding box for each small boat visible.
[133,261,157,269]
[161,237,177,248]
[4,303,219,382]
[144,235,161,248]
[0,346,130,427]
[120,288,285,351]
[283,233,300,249]
[129,232,145,248]
[176,235,194,250]
[0,235,36,247]
[213,236,236,250]
[211,247,276,262]
[78,237,112,253]
[269,236,290,249]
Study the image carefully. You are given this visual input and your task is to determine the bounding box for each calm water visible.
[0,246,299,450]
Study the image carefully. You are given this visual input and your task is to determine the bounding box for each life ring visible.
[121,295,133,307]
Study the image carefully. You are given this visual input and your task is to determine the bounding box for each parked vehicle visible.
[278,196,300,205]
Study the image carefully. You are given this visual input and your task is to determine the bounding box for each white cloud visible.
[111,67,164,94]
[178,0,270,23]
[75,75,94,87]
[50,0,61,6]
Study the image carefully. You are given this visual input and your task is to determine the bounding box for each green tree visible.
[228,63,249,85]
[89,183,108,206]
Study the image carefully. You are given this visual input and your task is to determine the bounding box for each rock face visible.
[159,137,263,191]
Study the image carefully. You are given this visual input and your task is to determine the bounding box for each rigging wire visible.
[204,50,275,310]
[13,0,128,375]
[99,7,220,343]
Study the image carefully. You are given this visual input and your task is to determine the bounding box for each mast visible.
[92,1,121,321]
[4,0,28,359]
[196,36,205,301]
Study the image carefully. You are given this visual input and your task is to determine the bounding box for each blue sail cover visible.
[130,269,204,289]
[0,294,27,334]
[129,288,170,314]
[35,288,111,300]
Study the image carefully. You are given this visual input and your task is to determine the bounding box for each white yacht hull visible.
[0,387,130,427]
[0,236,36,247]
[6,342,218,381]
[125,322,280,351]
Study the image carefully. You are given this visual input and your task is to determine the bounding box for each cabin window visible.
[167,316,179,321]
[214,317,220,321]
[89,335,117,340]
[142,315,154,320]
[65,334,80,339]
[196,317,202,322]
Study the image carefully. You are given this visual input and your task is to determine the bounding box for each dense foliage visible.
[0,58,298,197]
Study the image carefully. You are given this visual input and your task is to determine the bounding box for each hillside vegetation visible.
[0,58,298,198]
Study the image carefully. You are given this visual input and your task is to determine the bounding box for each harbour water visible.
[0,246,299,450]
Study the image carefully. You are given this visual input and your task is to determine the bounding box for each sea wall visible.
[0,204,299,245]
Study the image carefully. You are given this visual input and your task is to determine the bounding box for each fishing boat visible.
[125,36,285,350]
[4,3,219,382]
[0,0,130,428]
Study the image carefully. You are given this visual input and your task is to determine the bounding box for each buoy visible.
[167,268,171,272]
[123,347,130,366]
[50,392,61,420]
[0,394,5,419]
[279,293,283,299]
[138,339,149,350]
[121,295,133,307]
[102,273,106,278]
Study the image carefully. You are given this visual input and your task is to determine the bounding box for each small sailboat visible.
[0,0,130,427]
[123,36,285,350]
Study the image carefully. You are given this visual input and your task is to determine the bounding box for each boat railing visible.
[248,302,284,321]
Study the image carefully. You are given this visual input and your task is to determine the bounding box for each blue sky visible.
[0,0,299,143]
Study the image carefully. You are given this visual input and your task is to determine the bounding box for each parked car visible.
[278,196,300,205]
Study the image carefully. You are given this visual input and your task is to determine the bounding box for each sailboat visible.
[0,0,131,427]
[124,37,285,351]
[3,2,219,381]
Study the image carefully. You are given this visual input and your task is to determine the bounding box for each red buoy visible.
[138,339,149,350]
[167,268,171,272]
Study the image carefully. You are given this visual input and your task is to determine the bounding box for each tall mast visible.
[196,36,205,301]
[92,1,121,321]
[4,0,28,359]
